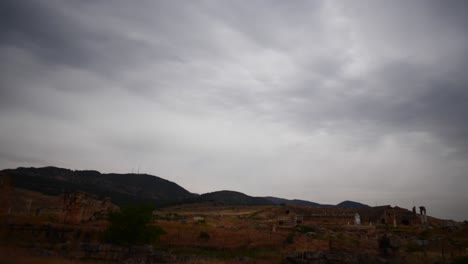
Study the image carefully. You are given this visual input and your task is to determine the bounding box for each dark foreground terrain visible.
[1,190,468,263]
[1,168,468,263]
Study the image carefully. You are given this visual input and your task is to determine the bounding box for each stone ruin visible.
[382,208,398,227]
[419,206,428,226]
[277,209,304,227]
[61,191,118,224]
[377,206,427,227]
[1,173,117,223]
[419,206,426,215]
[354,213,361,225]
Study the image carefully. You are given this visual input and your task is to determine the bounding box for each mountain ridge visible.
[197,190,273,205]
[1,166,369,208]
[336,200,370,208]
[263,196,321,207]
[1,166,195,205]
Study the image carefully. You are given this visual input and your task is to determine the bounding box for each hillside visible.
[197,191,273,205]
[1,166,195,205]
[263,196,321,206]
[2,166,373,208]
[336,200,369,208]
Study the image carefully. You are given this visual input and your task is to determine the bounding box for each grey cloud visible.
[0,0,96,67]
[250,1,468,152]
[201,1,325,49]
[1,0,468,220]
[0,0,182,76]
[273,59,468,154]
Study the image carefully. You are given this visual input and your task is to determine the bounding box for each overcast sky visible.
[1,0,468,220]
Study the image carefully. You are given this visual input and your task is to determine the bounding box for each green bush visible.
[452,256,468,264]
[198,231,210,240]
[103,205,165,245]
[285,233,294,244]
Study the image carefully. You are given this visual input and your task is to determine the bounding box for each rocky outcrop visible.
[62,191,118,224]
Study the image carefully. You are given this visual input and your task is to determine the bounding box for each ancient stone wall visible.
[62,192,118,224]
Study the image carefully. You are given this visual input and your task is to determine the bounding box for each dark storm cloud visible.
[0,0,182,75]
[282,59,468,150]
[0,0,96,66]
[256,1,468,154]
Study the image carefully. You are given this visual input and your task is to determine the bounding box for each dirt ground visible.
[2,200,468,263]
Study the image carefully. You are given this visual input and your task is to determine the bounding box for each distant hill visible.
[1,166,374,208]
[336,200,369,208]
[263,196,321,206]
[1,166,195,206]
[197,191,273,205]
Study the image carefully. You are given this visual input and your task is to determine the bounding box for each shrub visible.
[198,231,210,240]
[295,225,318,234]
[452,256,468,264]
[285,233,294,244]
[103,205,165,245]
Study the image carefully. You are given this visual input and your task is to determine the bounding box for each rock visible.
[304,250,324,260]
[62,192,118,223]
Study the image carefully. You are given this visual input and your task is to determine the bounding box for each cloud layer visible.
[1,0,468,220]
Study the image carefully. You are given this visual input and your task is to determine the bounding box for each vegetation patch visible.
[169,246,279,259]
[103,205,165,245]
[295,225,319,234]
[198,231,210,241]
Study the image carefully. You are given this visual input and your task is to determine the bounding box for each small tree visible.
[104,205,165,245]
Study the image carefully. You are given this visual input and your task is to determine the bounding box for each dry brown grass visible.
[2,191,468,263]
[157,219,287,249]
